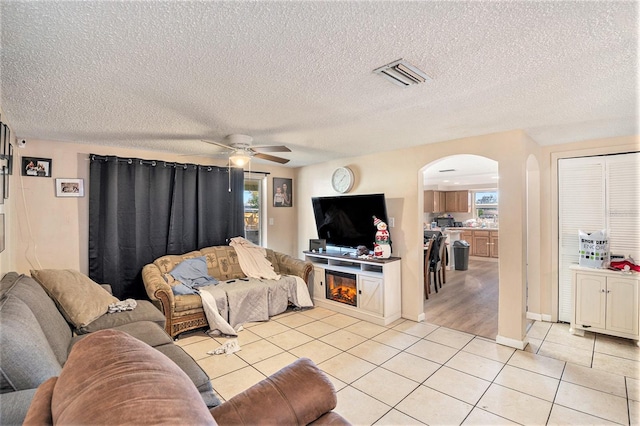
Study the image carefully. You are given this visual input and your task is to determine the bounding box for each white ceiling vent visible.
[373,59,431,87]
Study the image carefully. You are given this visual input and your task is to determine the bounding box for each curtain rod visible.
[89,154,234,172]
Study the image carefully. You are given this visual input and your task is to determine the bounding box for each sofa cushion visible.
[30,330,217,425]
[154,343,220,407]
[1,273,72,365]
[71,320,173,349]
[200,246,246,280]
[77,299,165,334]
[265,248,281,274]
[153,250,202,273]
[0,388,38,426]
[30,269,118,328]
[0,295,62,393]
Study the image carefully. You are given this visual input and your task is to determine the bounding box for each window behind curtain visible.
[244,177,263,245]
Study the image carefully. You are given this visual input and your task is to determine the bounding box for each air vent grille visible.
[373,59,431,87]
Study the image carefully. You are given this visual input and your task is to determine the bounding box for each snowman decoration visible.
[373,216,391,259]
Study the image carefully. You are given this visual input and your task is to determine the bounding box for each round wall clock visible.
[331,166,355,193]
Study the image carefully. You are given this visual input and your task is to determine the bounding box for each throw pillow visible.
[170,256,218,287]
[30,269,118,328]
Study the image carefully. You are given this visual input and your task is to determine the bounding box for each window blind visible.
[558,159,605,322]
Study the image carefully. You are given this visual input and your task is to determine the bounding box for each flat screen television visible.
[311,193,389,252]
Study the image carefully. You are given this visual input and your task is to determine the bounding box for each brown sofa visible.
[24,329,350,425]
[142,245,313,337]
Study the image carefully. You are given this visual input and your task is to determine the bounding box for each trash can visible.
[453,240,470,271]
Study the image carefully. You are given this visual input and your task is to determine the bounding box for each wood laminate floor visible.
[424,258,498,340]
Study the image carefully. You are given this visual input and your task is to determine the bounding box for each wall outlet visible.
[269,218,274,226]
[389,217,395,227]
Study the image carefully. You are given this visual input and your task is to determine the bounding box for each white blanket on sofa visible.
[229,237,280,280]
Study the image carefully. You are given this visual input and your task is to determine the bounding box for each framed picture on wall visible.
[273,177,292,207]
[22,157,52,177]
[55,178,84,197]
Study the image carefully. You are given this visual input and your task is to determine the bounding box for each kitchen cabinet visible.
[458,229,498,258]
[490,231,499,258]
[424,190,446,213]
[460,231,474,254]
[473,230,490,257]
[444,190,470,213]
[570,265,639,343]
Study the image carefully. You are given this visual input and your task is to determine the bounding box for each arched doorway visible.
[420,154,500,339]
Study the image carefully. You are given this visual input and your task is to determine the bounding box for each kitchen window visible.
[474,191,498,219]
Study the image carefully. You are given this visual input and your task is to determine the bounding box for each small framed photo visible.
[273,177,292,207]
[22,157,52,177]
[55,178,84,197]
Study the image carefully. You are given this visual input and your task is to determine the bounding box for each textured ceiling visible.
[1,1,637,168]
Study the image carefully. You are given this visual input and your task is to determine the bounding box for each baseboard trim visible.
[526,312,543,321]
[526,312,553,323]
[496,334,529,350]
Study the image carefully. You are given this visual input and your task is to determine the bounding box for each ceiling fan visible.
[203,134,291,166]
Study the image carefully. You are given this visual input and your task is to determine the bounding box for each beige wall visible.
[7,139,298,276]
[4,132,637,348]
[297,130,537,347]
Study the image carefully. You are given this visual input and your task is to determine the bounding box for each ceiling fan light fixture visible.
[373,59,431,87]
[229,151,251,167]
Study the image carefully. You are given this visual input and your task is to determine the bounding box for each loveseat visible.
[23,329,350,425]
[0,272,218,425]
[142,245,313,337]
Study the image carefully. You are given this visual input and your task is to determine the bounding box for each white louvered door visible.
[558,152,639,322]
[558,158,605,322]
[607,153,640,261]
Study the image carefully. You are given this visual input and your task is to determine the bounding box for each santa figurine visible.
[373,216,391,258]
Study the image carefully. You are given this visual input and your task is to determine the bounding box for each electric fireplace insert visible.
[325,270,357,307]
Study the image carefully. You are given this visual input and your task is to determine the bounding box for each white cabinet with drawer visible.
[570,265,639,344]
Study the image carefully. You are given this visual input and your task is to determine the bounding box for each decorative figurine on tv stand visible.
[373,216,391,259]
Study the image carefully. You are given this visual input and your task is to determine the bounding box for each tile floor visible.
[176,307,639,425]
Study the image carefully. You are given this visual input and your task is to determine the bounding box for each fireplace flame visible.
[330,285,357,306]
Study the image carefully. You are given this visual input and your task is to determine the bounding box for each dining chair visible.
[423,236,435,299]
[429,234,446,292]
[439,237,447,286]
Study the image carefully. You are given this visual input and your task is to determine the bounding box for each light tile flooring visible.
[176,307,639,425]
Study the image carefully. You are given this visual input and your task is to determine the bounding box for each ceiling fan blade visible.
[201,139,233,150]
[254,152,290,164]
[250,145,291,153]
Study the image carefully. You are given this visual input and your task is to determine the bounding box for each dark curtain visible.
[89,155,244,299]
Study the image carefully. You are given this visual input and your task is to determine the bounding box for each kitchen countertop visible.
[441,227,499,231]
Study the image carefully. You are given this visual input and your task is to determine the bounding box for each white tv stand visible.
[304,251,402,326]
